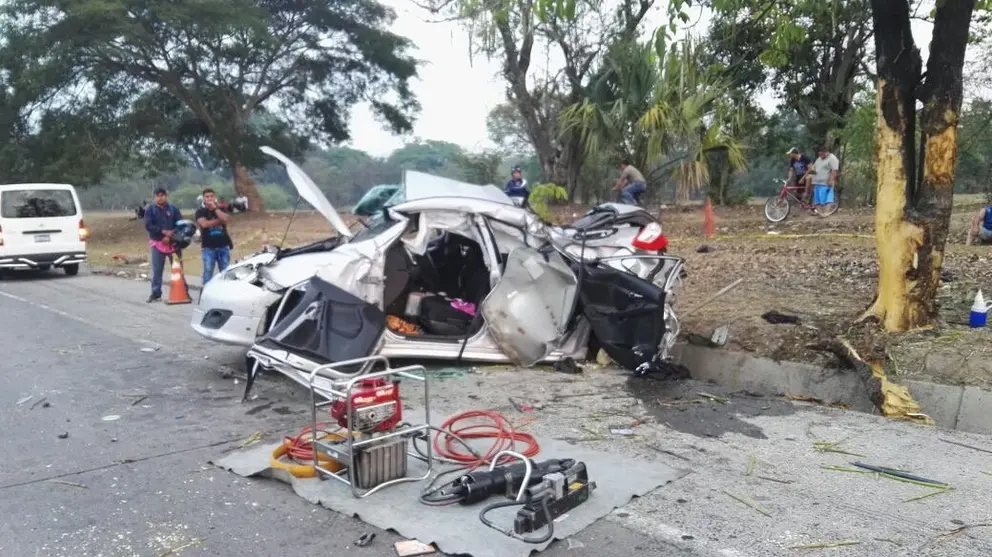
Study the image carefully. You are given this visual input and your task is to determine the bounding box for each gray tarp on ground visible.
[214,437,686,557]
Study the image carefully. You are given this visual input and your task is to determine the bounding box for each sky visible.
[344,1,944,159]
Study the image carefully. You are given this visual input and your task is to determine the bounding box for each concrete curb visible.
[673,344,992,434]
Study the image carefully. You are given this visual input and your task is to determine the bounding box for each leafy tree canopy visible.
[0,0,421,209]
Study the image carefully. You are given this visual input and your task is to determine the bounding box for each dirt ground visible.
[86,196,992,389]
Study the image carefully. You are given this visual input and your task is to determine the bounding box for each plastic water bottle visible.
[969,290,992,328]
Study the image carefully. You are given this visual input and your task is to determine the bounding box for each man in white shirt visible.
[811,145,840,212]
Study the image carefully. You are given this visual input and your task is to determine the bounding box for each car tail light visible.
[631,222,667,252]
[79,220,90,241]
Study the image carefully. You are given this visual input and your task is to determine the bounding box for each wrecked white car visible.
[190,147,685,396]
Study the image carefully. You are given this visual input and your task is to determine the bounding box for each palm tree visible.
[560,37,746,203]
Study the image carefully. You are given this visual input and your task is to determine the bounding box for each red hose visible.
[432,410,539,470]
[283,422,342,463]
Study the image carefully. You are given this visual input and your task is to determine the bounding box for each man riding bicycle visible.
[614,159,646,205]
[786,147,813,202]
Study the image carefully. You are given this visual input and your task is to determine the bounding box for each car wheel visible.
[63,264,80,276]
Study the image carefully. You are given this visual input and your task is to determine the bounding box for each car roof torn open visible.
[399,171,512,206]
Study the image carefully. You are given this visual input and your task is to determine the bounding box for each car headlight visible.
[224,265,258,282]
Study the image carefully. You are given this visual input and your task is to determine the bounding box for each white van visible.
[0,183,88,275]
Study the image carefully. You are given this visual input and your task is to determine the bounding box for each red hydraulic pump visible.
[330,378,402,433]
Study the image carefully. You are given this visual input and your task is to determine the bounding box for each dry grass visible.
[86,210,342,278]
[86,201,992,388]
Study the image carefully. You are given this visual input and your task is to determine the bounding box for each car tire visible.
[63,264,80,276]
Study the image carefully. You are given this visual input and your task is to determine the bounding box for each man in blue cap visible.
[504,166,529,205]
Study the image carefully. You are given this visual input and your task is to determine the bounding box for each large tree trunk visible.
[913,0,975,313]
[860,0,923,331]
[861,0,974,332]
[232,163,265,213]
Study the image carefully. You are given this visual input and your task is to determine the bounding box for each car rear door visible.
[479,246,579,367]
[0,185,81,255]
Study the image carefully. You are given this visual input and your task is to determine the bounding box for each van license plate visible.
[34,234,50,243]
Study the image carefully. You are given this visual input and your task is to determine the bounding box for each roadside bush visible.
[529,183,569,223]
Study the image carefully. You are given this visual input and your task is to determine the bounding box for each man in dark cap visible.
[143,187,183,302]
[504,165,529,205]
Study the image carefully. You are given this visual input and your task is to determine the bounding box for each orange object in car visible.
[387,315,420,335]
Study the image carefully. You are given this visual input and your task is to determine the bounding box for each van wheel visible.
[63,264,80,276]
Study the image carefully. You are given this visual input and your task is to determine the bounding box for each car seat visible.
[418,296,475,337]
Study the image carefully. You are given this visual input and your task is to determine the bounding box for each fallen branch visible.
[931,523,992,544]
[745,454,757,476]
[682,278,744,318]
[649,446,691,461]
[723,490,772,517]
[47,479,87,489]
[756,475,794,484]
[821,465,870,474]
[904,488,952,502]
[822,465,954,496]
[157,538,204,557]
[789,540,859,550]
[939,438,992,455]
[814,440,865,457]
[698,392,729,404]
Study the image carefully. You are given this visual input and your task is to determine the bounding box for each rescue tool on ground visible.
[419,451,596,544]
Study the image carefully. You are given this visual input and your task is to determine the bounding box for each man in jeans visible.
[144,187,183,303]
[613,159,647,205]
[194,188,233,284]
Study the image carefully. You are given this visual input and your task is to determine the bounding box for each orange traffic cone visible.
[166,255,192,305]
[703,197,716,239]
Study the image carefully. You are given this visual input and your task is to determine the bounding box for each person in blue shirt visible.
[504,166,529,205]
[143,187,183,303]
[967,206,992,245]
[786,147,813,202]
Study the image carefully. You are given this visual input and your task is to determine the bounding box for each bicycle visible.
[763,179,838,223]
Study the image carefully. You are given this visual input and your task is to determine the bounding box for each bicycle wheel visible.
[764,195,791,223]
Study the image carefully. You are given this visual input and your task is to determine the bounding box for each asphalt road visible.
[0,270,704,557]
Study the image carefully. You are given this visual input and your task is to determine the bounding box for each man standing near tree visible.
[810,145,840,213]
[195,188,233,284]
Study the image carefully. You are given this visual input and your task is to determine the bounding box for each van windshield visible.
[1,189,78,218]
